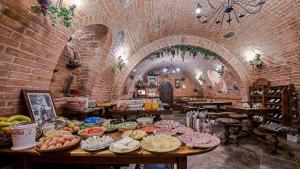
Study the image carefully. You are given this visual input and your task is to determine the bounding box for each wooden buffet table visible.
[0,131,217,169]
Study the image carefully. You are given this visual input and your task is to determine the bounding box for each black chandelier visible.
[195,0,266,27]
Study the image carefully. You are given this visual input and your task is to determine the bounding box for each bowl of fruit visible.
[78,127,105,139]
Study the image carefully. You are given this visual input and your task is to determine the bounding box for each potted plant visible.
[250,54,263,68]
[31,0,74,28]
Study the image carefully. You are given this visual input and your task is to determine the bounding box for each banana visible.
[0,117,8,121]
[0,121,12,127]
[7,115,31,123]
[0,126,11,136]
[0,126,10,132]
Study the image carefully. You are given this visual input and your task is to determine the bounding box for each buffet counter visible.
[0,131,217,169]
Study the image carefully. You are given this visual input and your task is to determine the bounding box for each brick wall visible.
[0,1,115,115]
[0,1,69,115]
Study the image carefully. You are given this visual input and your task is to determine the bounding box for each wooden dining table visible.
[187,101,233,109]
[0,131,218,169]
[225,106,281,146]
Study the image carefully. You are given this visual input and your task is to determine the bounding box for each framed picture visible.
[175,79,180,88]
[148,75,159,87]
[22,90,57,126]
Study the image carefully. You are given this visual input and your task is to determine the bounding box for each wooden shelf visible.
[265,95,282,98]
[265,102,282,106]
[266,118,283,123]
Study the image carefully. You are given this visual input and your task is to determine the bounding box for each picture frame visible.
[148,75,159,87]
[22,90,57,126]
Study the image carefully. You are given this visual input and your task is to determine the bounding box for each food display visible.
[136,117,153,126]
[80,135,114,151]
[103,124,118,132]
[153,128,176,136]
[35,132,80,153]
[121,130,147,140]
[174,126,194,134]
[154,120,179,128]
[140,126,158,133]
[63,121,80,133]
[178,132,220,148]
[109,137,140,153]
[78,127,105,139]
[141,134,181,153]
[118,122,138,132]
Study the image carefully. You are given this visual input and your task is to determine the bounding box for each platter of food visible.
[35,133,80,153]
[103,124,118,132]
[78,127,105,139]
[174,126,194,134]
[154,120,179,129]
[140,125,158,133]
[178,132,220,148]
[80,135,114,151]
[118,122,138,132]
[121,129,147,140]
[136,117,153,126]
[153,128,176,136]
[141,134,181,153]
[109,137,140,153]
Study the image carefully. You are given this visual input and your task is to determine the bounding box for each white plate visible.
[81,142,112,152]
[141,139,181,153]
[109,141,140,153]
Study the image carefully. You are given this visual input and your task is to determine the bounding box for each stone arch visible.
[49,24,113,98]
[112,36,251,100]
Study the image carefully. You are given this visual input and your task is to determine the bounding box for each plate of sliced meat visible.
[154,128,176,136]
[154,120,179,129]
[178,132,220,148]
[174,125,194,134]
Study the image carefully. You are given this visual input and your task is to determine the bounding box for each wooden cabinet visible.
[249,79,297,126]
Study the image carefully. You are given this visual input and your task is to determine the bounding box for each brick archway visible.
[111,36,251,99]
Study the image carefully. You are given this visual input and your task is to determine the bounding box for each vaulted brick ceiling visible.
[61,0,299,98]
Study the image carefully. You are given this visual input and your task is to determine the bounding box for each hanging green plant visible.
[250,54,263,69]
[117,56,126,71]
[145,45,220,61]
[31,0,74,28]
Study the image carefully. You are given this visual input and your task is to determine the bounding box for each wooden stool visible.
[216,118,242,145]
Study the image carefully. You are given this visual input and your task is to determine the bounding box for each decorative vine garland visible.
[145,45,220,61]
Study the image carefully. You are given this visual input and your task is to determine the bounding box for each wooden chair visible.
[216,118,242,145]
